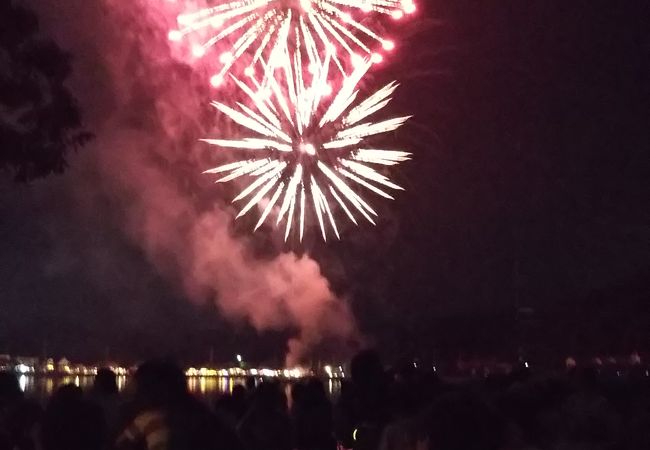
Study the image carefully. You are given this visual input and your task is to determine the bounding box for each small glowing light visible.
[220,52,234,64]
[382,40,395,51]
[324,365,333,378]
[300,0,312,11]
[391,10,404,19]
[402,0,416,14]
[524,361,529,368]
[300,143,316,155]
[351,53,364,67]
[168,30,182,42]
[236,354,242,363]
[210,75,223,87]
[192,45,206,57]
[353,428,359,441]
[371,53,383,63]
[15,364,30,374]
[245,66,255,77]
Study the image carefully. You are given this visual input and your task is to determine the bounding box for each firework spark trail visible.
[202,53,411,241]
[167,0,416,83]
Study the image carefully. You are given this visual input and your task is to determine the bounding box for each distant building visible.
[0,354,11,371]
[57,358,72,374]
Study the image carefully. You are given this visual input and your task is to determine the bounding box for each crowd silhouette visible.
[1,350,649,450]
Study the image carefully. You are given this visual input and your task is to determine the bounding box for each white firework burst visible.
[203,52,411,241]
[168,0,415,84]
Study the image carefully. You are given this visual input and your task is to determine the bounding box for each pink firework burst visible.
[202,54,411,241]
[167,0,415,83]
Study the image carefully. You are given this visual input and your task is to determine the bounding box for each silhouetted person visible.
[237,381,291,450]
[0,372,21,406]
[415,392,504,450]
[231,385,249,419]
[379,364,440,450]
[0,372,41,450]
[291,378,336,450]
[94,368,118,396]
[214,385,248,431]
[0,371,21,448]
[245,376,256,392]
[89,368,121,442]
[41,383,104,450]
[115,360,240,450]
[335,350,390,450]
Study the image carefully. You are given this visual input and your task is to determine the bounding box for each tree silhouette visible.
[0,1,91,181]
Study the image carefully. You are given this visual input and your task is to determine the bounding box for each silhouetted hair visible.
[350,349,384,384]
[94,367,118,395]
[133,360,187,408]
[419,392,504,450]
[0,371,22,403]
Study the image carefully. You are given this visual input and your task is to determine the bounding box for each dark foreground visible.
[1,351,649,450]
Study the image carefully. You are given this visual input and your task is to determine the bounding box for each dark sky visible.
[1,0,648,365]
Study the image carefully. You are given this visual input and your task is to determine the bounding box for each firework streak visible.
[168,0,415,82]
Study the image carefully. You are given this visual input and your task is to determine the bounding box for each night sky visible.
[1,0,648,365]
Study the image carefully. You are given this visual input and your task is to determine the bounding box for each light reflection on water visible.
[20,376,341,403]
[19,375,122,402]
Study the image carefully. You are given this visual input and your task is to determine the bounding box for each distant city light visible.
[15,364,31,374]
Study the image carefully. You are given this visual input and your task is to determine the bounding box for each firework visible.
[202,53,410,241]
[168,0,416,84]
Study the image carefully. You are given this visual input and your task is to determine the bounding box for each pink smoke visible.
[30,0,360,365]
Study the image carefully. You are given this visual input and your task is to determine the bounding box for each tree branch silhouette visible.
[0,1,92,181]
